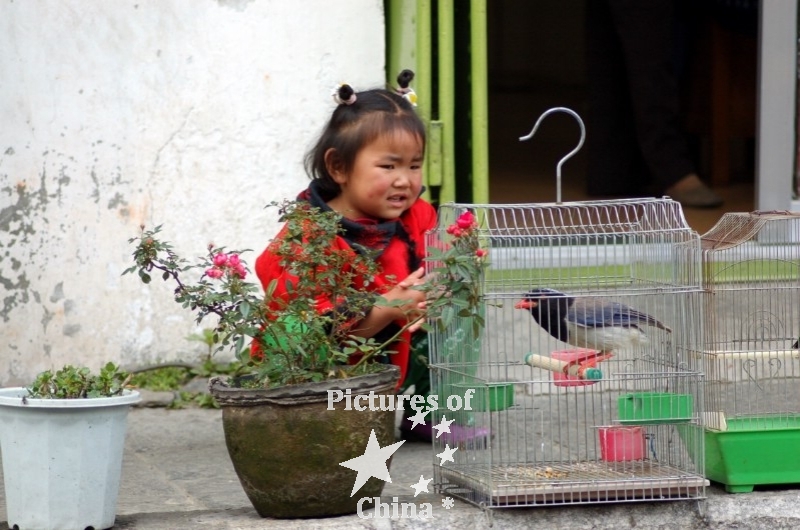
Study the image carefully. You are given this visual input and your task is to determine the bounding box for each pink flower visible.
[205,267,224,279]
[475,248,488,258]
[228,254,241,267]
[233,264,247,279]
[456,211,476,229]
[213,253,229,267]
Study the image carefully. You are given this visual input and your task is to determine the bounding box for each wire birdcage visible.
[699,211,800,492]
[425,108,707,510]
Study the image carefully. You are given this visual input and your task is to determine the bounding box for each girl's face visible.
[326,130,424,221]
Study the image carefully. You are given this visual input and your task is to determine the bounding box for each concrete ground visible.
[3,396,800,530]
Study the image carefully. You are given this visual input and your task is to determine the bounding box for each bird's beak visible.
[515,299,537,310]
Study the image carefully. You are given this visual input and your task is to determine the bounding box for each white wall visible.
[0,0,386,385]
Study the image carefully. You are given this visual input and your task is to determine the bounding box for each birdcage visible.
[698,211,800,492]
[425,197,707,509]
[424,108,706,510]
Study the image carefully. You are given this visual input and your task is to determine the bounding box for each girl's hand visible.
[383,267,427,322]
[397,266,426,290]
[351,268,429,340]
[406,300,427,333]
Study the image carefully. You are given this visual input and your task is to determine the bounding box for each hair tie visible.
[398,88,417,106]
[332,83,357,106]
[395,69,418,106]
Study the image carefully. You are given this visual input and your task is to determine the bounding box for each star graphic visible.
[410,475,433,497]
[432,415,454,439]
[339,429,405,497]
[406,407,430,429]
[436,443,457,465]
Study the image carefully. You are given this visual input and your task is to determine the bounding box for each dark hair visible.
[304,76,426,198]
[396,69,414,90]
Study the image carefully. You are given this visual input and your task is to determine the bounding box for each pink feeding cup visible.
[598,426,646,462]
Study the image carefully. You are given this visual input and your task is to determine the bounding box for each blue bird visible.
[515,288,672,355]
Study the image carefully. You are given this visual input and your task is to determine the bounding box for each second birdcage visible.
[425,197,707,510]
[699,211,800,492]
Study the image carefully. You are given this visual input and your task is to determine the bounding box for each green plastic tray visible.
[448,382,515,412]
[618,392,693,424]
[703,415,800,493]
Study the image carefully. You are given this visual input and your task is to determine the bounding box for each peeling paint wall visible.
[0,0,385,385]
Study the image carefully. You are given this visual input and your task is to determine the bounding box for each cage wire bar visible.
[698,211,800,492]
[425,198,707,509]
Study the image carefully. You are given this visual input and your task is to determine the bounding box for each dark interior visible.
[486,0,758,233]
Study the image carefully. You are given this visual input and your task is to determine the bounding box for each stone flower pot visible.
[209,364,400,518]
[0,388,140,530]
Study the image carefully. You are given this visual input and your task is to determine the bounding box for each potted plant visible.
[125,201,487,518]
[0,362,140,530]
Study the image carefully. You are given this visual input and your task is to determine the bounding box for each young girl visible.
[254,75,487,444]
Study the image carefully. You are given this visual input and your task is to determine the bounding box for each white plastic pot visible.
[0,388,140,530]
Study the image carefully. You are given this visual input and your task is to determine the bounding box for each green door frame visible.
[385,0,489,206]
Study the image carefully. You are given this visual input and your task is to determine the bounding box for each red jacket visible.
[254,189,437,387]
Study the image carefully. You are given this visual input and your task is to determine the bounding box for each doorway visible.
[486,0,758,234]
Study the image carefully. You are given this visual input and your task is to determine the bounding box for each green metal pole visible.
[385,1,420,90]
[415,0,434,199]
[470,0,489,204]
[438,0,456,204]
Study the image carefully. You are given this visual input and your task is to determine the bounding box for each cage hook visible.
[519,107,586,204]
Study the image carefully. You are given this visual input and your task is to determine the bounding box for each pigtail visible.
[396,69,414,90]
[395,69,417,106]
[332,83,357,106]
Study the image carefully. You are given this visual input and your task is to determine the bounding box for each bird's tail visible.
[629,310,672,333]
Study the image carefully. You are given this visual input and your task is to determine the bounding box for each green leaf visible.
[441,305,455,329]
[449,296,469,308]
[266,279,277,298]
[425,246,445,260]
